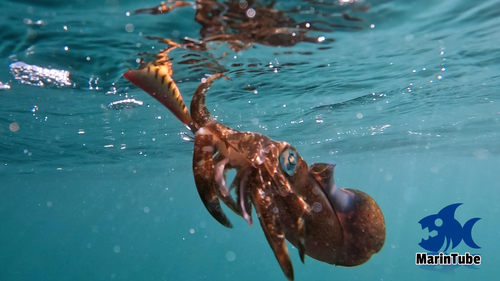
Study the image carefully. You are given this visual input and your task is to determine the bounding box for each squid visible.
[123,62,385,280]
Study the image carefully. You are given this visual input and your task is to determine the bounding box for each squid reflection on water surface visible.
[135,0,365,53]
[123,62,385,280]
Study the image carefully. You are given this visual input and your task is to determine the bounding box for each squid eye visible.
[280,148,298,176]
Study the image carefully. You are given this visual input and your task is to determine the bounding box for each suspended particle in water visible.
[246,8,256,18]
[312,202,322,212]
[113,246,121,253]
[9,122,19,132]
[125,23,134,33]
[239,0,248,9]
[226,251,236,261]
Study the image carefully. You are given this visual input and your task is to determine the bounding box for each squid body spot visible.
[202,146,213,152]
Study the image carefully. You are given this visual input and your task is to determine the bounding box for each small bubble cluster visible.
[10,62,71,87]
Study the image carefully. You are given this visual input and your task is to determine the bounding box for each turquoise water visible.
[1,0,499,280]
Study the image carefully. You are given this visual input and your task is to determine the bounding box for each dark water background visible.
[1,0,499,280]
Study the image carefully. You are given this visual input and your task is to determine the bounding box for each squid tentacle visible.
[296,208,314,264]
[193,128,232,228]
[234,167,253,226]
[251,170,294,281]
[190,73,231,127]
[269,167,312,264]
[213,153,242,216]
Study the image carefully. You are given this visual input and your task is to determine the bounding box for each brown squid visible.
[123,62,385,280]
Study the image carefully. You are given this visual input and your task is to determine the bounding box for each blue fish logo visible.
[418,203,480,252]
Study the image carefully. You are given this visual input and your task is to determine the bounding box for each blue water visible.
[1,0,499,280]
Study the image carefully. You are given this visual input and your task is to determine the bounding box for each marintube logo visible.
[416,203,481,266]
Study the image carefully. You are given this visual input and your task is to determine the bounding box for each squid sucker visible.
[123,62,386,281]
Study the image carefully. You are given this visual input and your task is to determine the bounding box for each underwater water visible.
[1,0,499,280]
